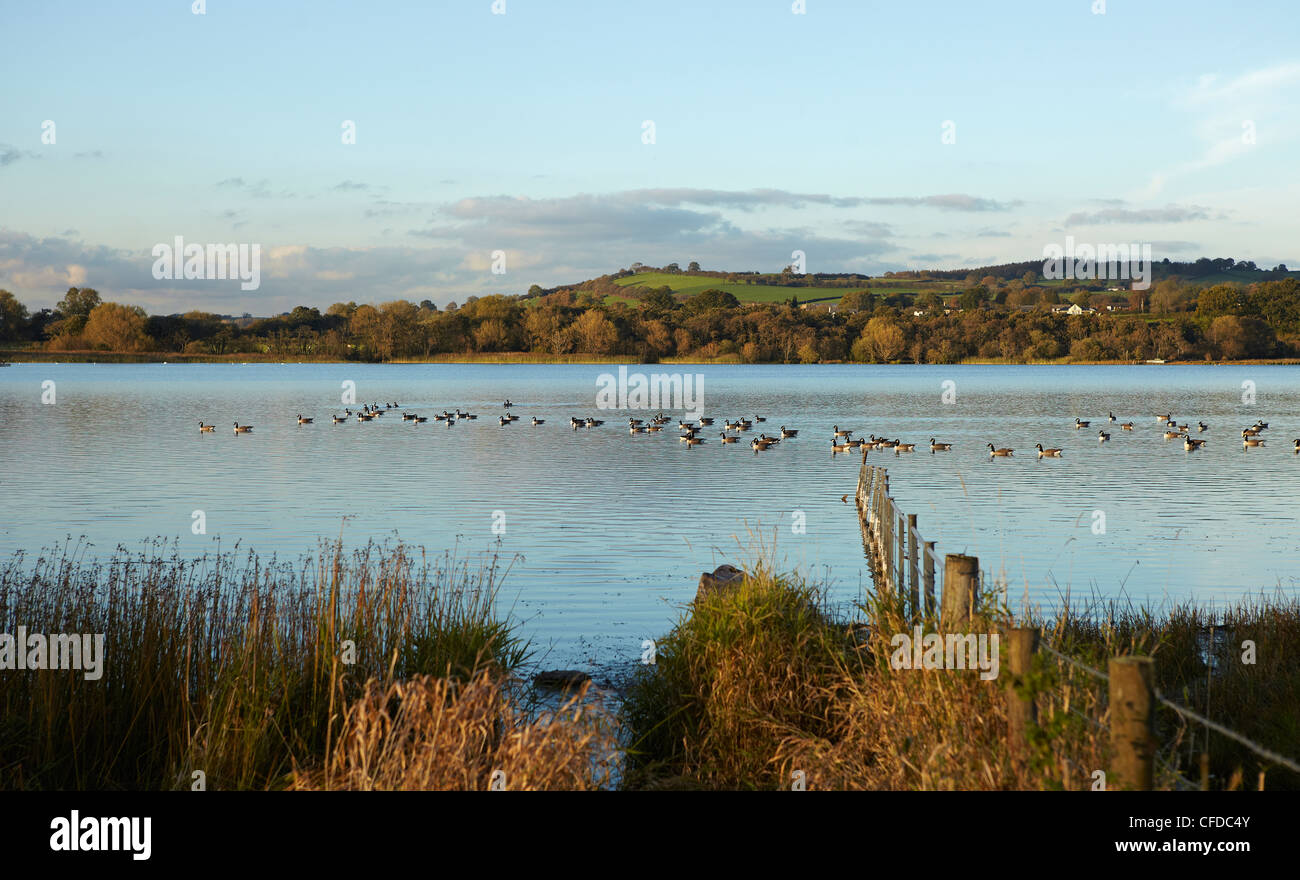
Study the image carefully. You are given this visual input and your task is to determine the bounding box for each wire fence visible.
[855,461,1300,789]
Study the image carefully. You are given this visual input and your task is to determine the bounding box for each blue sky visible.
[2,0,1298,314]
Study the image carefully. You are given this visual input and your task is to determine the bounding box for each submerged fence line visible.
[853,461,1300,789]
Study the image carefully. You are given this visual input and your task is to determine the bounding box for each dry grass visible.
[291,672,617,790]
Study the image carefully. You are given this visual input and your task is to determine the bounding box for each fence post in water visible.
[907,514,919,620]
[1108,656,1156,791]
[922,541,936,618]
[1005,627,1039,769]
[940,554,979,629]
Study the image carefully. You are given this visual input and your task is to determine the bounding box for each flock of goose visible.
[198,403,1300,456]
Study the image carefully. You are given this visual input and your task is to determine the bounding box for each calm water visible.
[2,362,1298,673]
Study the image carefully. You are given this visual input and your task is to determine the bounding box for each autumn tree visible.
[82,302,153,351]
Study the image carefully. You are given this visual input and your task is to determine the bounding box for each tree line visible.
[1,275,1297,363]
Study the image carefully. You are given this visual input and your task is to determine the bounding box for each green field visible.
[613,272,845,304]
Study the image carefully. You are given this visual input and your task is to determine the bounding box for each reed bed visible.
[0,538,528,790]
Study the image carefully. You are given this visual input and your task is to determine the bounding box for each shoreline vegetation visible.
[2,541,1295,790]
[3,260,1300,366]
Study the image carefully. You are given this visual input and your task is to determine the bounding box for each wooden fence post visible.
[1005,627,1039,768]
[897,512,906,604]
[922,541,936,618]
[941,554,979,629]
[907,514,919,619]
[1109,656,1155,791]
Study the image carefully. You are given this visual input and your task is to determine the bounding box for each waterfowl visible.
[1197,422,1208,432]
[402,412,417,421]
[198,422,215,432]
[753,415,766,423]
[894,443,916,454]
[297,415,313,425]
[830,439,852,454]
[1293,439,1299,453]
[585,418,604,427]
[330,414,344,424]
[1075,418,1090,429]
[1157,413,1171,423]
[684,436,705,446]
[532,417,545,426]
[929,438,952,452]
[1098,430,1111,443]
[1255,421,1269,430]
[720,432,739,443]
[698,417,715,426]
[987,443,1013,457]
[503,400,513,408]
[833,425,852,438]
[410,415,427,423]
[752,437,775,450]
[628,417,644,425]
[499,416,511,426]
[781,426,799,438]
[630,425,647,434]
[724,420,743,431]
[1184,437,1206,450]
[1108,412,1116,423]
[646,424,663,432]
[233,422,253,434]
[1241,427,1261,437]
[1035,444,1062,457]
[1244,436,1266,448]
[1120,422,1134,430]
[1163,429,1184,440]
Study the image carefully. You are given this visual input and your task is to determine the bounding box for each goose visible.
[1243,436,1266,448]
[678,432,697,442]
[684,436,705,446]
[1120,422,1134,430]
[698,417,715,426]
[929,438,952,451]
[1254,421,1269,430]
[585,418,604,427]
[1074,418,1090,429]
[628,417,644,426]
[1108,412,1116,423]
[570,417,583,428]
[402,412,417,421]
[987,443,1013,457]
[1157,413,1171,423]
[503,400,513,408]
[505,412,521,422]
[1293,439,1299,453]
[499,416,511,426]
[1184,437,1205,450]
[297,415,313,425]
[724,420,743,431]
[198,422,215,432]
[752,437,776,451]
[446,417,456,427]
[233,422,253,434]
[410,415,427,423]
[646,424,663,432]
[630,425,647,434]
[894,443,916,454]
[830,439,851,454]
[738,419,753,431]
[459,411,478,420]
[720,432,739,443]
[532,417,545,426]
[832,425,852,438]
[759,433,782,445]
[1035,444,1062,458]
[780,426,799,438]
[1197,422,1208,432]
[357,412,372,422]
[677,421,694,430]
[435,413,449,421]
[1163,429,1185,440]
[1241,427,1261,437]
[753,415,766,423]
[1098,430,1111,443]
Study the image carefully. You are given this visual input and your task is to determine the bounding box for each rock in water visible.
[533,669,591,689]
[696,564,744,601]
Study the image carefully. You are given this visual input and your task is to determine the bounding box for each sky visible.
[1,0,1298,315]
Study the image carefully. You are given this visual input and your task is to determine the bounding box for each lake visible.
[2,362,1297,676]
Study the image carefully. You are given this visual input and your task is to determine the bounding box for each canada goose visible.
[738,419,753,431]
[1254,421,1269,430]
[1163,430,1184,440]
[678,432,697,442]
[402,412,417,421]
[506,413,520,422]
[357,412,372,422]
[929,438,952,452]
[1120,422,1134,430]
[1098,430,1111,443]
[647,424,663,432]
[830,439,851,453]
[503,400,513,408]
[781,426,799,438]
[720,432,739,443]
[499,416,511,426]
[630,425,647,434]
[1108,412,1116,423]
[684,436,705,446]
[532,417,545,426]
[1035,444,1062,457]
[1184,437,1205,450]
[1293,439,1299,453]
[570,417,583,428]
[895,443,916,454]
[987,443,1013,457]
[297,415,313,425]
[628,417,643,425]
[753,415,766,423]
[752,437,775,450]
[760,433,782,445]
[1241,427,1261,437]
[233,422,253,434]
[1157,413,1171,423]
[699,417,715,426]
[1197,422,1208,432]
[585,418,604,427]
[1244,436,1265,448]
[1075,418,1090,429]
[724,420,743,431]
[833,425,852,438]
[198,421,215,432]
